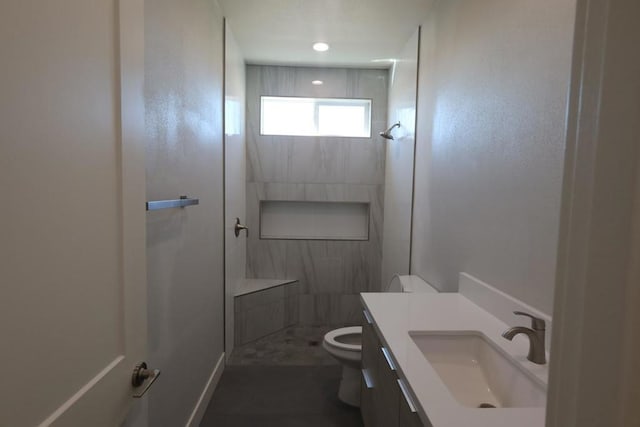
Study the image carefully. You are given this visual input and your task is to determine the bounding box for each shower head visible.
[379,122,401,140]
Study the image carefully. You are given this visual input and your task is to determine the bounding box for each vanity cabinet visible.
[398,378,425,427]
[361,308,425,427]
[360,309,378,427]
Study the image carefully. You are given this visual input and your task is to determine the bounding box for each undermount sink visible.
[409,331,546,409]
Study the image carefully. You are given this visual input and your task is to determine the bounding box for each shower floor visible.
[228,326,338,366]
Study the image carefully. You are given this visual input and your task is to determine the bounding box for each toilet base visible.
[337,364,361,407]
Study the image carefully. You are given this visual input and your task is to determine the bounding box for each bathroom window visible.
[260,96,371,138]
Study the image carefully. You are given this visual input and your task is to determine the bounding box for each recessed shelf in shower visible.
[259,200,370,241]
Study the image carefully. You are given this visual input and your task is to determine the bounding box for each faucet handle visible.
[513,311,546,330]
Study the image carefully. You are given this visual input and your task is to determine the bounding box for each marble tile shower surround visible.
[246,65,388,326]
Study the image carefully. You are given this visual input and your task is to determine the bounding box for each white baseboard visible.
[185,352,225,427]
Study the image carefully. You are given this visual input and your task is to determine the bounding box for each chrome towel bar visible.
[146,196,199,211]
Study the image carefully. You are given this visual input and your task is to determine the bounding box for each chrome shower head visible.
[379,122,401,140]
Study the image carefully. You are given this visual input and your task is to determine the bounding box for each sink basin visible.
[409,331,546,408]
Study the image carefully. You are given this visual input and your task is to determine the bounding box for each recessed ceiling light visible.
[313,42,330,52]
[312,80,323,85]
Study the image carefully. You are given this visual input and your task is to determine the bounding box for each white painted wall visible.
[412,0,576,314]
[144,0,225,425]
[224,23,246,360]
[381,28,420,288]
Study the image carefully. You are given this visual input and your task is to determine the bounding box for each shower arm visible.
[379,121,401,140]
[388,122,401,132]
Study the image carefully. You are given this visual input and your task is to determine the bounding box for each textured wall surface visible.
[145,0,224,425]
[381,28,420,288]
[224,24,246,361]
[412,0,576,314]
[246,65,388,326]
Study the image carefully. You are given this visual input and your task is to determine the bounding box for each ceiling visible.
[218,0,433,68]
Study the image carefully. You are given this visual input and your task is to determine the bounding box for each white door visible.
[0,1,147,426]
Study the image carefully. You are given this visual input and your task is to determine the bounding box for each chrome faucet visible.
[502,311,547,364]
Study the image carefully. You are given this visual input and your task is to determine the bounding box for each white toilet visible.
[322,275,438,406]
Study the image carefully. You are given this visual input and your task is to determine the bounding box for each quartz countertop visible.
[360,292,549,427]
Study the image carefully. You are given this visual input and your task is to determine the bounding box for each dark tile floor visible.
[201,326,363,426]
[200,366,363,427]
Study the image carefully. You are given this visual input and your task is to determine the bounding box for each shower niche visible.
[259,200,370,241]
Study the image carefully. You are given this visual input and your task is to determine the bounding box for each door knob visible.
[234,218,248,237]
[132,362,161,398]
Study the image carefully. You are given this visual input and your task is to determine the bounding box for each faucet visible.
[502,311,547,364]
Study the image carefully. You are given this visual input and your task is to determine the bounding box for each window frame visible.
[259,95,373,138]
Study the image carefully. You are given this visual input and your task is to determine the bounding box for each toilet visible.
[322,274,438,406]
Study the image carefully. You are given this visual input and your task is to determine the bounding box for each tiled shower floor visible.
[228,326,338,366]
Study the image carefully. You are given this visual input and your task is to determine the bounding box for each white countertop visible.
[361,292,549,427]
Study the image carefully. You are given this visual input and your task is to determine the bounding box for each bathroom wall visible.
[224,23,246,361]
[246,65,387,326]
[381,28,420,288]
[412,0,576,314]
[145,0,224,425]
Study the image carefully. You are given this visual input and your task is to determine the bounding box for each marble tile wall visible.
[246,65,388,327]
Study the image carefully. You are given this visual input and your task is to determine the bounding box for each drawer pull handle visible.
[397,379,417,413]
[381,347,397,371]
[361,369,374,389]
[363,309,373,325]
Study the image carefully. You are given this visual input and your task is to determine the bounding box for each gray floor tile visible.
[200,366,363,427]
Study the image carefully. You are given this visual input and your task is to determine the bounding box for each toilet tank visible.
[387,274,438,293]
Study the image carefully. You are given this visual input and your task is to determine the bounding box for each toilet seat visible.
[323,326,362,352]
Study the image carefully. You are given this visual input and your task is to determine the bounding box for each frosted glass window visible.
[261,96,371,138]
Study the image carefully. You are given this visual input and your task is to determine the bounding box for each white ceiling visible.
[218,0,433,68]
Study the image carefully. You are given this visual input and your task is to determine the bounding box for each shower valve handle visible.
[234,218,249,237]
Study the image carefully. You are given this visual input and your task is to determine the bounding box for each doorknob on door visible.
[132,362,161,398]
[234,218,248,237]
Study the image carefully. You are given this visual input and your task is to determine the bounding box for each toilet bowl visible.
[323,275,438,407]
